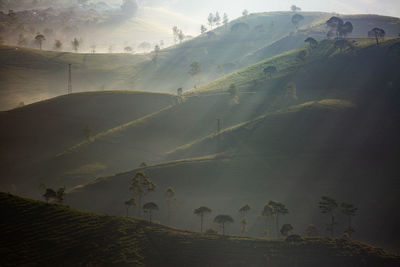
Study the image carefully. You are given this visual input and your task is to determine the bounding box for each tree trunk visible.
[222,222,225,235]
[200,214,203,233]
[375,35,379,46]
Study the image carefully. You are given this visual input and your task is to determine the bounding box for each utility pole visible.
[67,63,72,94]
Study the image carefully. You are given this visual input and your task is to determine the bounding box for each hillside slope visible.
[1,192,399,266]
[0,91,178,194]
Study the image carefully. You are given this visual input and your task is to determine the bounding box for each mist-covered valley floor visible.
[1,2,400,266]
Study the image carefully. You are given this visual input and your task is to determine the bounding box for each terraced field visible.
[1,192,399,266]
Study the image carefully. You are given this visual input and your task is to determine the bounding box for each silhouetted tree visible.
[341,21,353,37]
[242,9,249,16]
[261,204,275,237]
[152,44,160,63]
[280,224,293,237]
[368,28,385,46]
[305,224,319,236]
[172,26,179,43]
[129,171,157,216]
[214,12,221,27]
[326,17,353,39]
[143,202,158,223]
[124,198,135,216]
[228,83,239,100]
[214,215,234,235]
[54,40,63,50]
[291,5,301,12]
[291,14,304,29]
[263,66,277,79]
[200,25,207,34]
[319,196,338,237]
[305,37,318,49]
[269,201,289,237]
[124,46,133,53]
[239,204,251,218]
[177,88,183,96]
[43,188,56,203]
[189,61,202,85]
[223,13,229,28]
[178,30,185,43]
[164,187,176,224]
[35,34,45,50]
[71,38,79,52]
[194,206,212,232]
[207,13,215,29]
[240,217,248,235]
[55,187,66,204]
[341,202,358,238]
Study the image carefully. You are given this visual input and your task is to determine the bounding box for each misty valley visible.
[1,0,400,266]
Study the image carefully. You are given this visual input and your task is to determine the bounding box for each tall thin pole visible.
[67,63,72,94]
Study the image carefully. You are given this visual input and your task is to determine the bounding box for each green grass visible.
[1,192,398,266]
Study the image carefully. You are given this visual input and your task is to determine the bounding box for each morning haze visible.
[0,0,400,266]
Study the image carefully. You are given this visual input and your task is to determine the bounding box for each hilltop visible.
[1,192,399,266]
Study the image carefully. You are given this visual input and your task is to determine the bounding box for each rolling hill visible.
[1,192,399,266]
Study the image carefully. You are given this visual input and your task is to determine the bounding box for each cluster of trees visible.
[172,26,185,44]
[42,187,66,204]
[200,12,229,34]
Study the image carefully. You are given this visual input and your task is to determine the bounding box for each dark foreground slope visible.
[1,193,399,267]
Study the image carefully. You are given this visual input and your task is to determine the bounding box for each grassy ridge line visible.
[1,192,399,266]
[184,38,382,96]
[166,99,355,156]
[57,102,178,156]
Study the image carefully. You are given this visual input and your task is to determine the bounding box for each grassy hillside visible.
[1,192,399,266]
[0,45,148,110]
[0,90,177,194]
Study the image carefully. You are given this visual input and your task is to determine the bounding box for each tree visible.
[263,66,277,79]
[124,198,135,216]
[164,187,176,224]
[54,40,63,50]
[319,196,338,237]
[341,202,358,238]
[200,25,207,34]
[214,215,234,235]
[261,204,275,237]
[194,206,212,232]
[239,204,251,218]
[71,37,79,52]
[55,187,66,204]
[138,42,151,52]
[268,201,289,237]
[305,224,319,236]
[291,5,301,12]
[129,171,157,217]
[240,217,248,236]
[43,188,56,203]
[291,14,304,29]
[207,13,215,29]
[305,37,318,49]
[178,30,185,43]
[223,13,229,28]
[152,44,160,63]
[326,17,353,39]
[189,61,202,85]
[35,34,45,50]
[172,26,179,43]
[143,202,158,223]
[228,83,238,98]
[368,28,385,46]
[214,12,221,27]
[341,21,353,37]
[242,9,249,17]
[177,88,183,96]
[280,224,293,237]
[124,46,133,53]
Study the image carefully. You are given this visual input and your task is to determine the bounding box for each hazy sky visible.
[137,0,400,20]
